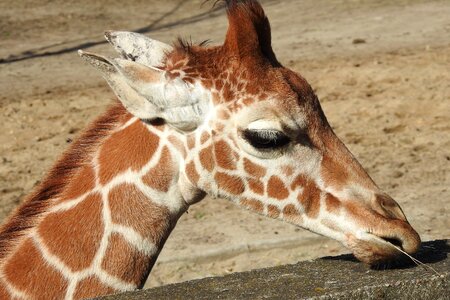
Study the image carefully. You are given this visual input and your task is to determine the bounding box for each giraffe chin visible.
[346,231,421,265]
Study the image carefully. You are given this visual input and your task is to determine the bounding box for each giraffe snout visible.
[344,193,421,264]
[370,194,421,253]
[347,215,421,265]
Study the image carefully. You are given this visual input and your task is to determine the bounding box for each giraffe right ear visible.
[78,50,160,121]
[79,51,211,132]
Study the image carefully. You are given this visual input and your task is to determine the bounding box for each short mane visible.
[0,101,129,260]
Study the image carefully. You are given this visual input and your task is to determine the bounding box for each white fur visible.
[105,31,172,67]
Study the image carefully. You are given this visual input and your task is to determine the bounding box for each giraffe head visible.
[80,0,420,265]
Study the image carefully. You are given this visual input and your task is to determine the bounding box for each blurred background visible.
[0,0,449,288]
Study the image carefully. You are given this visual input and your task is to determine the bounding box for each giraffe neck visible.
[0,102,194,299]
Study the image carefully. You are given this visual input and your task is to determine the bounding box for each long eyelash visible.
[253,130,279,140]
[242,129,290,149]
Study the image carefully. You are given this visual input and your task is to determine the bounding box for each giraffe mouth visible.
[378,236,404,249]
[347,230,420,265]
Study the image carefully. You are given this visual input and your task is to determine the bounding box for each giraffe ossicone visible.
[0,0,420,299]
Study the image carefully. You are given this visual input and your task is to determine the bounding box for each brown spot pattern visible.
[242,97,255,106]
[237,82,245,92]
[283,204,301,222]
[202,79,213,89]
[108,184,172,244]
[294,175,321,218]
[214,123,225,131]
[268,205,280,218]
[217,109,230,120]
[243,158,266,178]
[240,198,263,213]
[185,161,200,184]
[58,165,95,202]
[246,81,262,95]
[248,178,264,195]
[38,193,103,271]
[325,193,341,213]
[222,84,235,101]
[267,176,289,200]
[74,276,116,299]
[187,135,196,150]
[215,79,224,91]
[98,121,159,185]
[199,146,214,172]
[3,238,68,299]
[282,166,294,177]
[200,131,211,144]
[214,140,237,170]
[290,174,307,191]
[215,172,245,195]
[0,103,127,262]
[101,233,150,286]
[142,146,174,192]
[0,284,10,299]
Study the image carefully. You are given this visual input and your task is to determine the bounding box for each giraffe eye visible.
[242,129,291,149]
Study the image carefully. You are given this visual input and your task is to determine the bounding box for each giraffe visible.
[0,0,421,299]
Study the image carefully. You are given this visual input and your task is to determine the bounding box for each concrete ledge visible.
[98,240,449,299]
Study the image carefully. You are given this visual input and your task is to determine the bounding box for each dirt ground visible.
[0,0,449,289]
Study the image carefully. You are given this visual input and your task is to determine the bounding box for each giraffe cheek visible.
[297,183,321,219]
[214,140,239,170]
[267,176,289,200]
[248,178,264,195]
[214,172,245,195]
[291,175,321,219]
[185,161,200,185]
[199,146,214,172]
[325,193,341,214]
[243,158,266,178]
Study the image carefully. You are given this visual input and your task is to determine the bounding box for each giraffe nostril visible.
[373,194,407,222]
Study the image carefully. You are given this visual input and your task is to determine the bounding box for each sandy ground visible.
[0,0,449,288]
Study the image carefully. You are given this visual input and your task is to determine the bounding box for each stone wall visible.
[98,240,449,299]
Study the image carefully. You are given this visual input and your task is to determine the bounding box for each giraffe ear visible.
[78,50,159,120]
[104,31,173,67]
[79,51,211,132]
